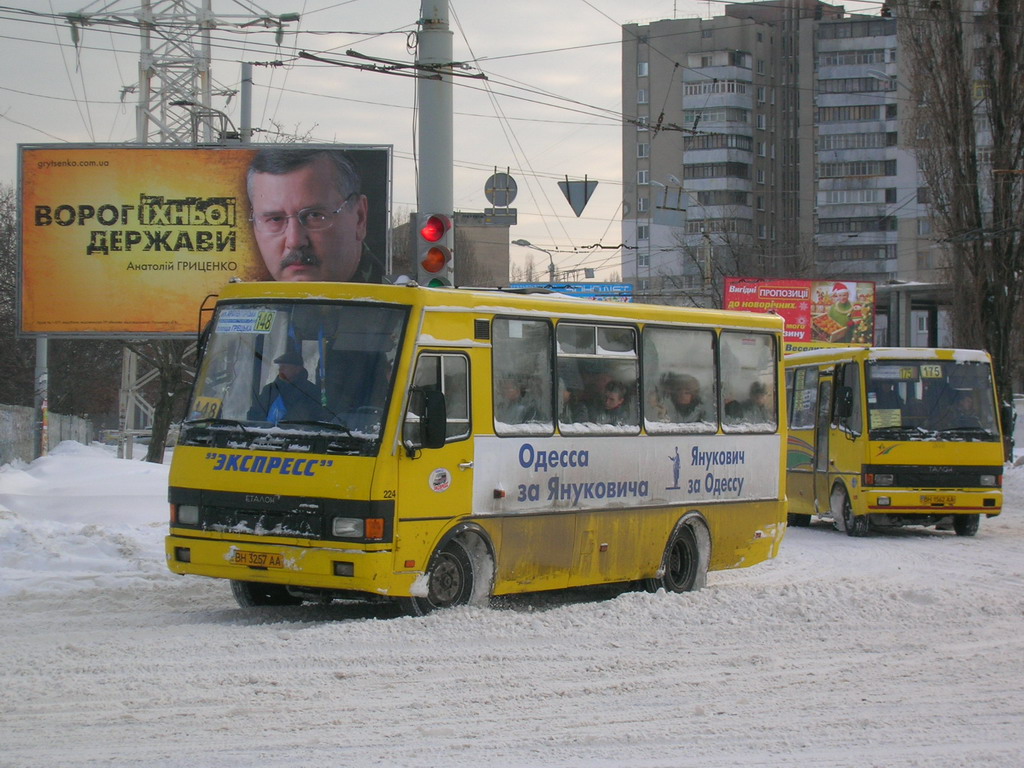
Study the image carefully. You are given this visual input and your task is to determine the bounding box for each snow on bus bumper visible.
[863,488,1002,517]
[165,533,414,595]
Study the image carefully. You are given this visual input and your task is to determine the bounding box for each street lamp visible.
[511,239,557,282]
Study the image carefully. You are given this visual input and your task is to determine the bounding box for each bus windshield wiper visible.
[184,417,250,436]
[940,426,996,440]
[275,419,353,436]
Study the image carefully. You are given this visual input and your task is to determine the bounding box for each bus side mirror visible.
[405,387,448,451]
[835,386,854,419]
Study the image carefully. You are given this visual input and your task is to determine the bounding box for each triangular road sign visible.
[558,176,598,217]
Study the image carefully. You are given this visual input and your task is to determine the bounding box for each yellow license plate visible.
[920,494,955,506]
[231,550,284,569]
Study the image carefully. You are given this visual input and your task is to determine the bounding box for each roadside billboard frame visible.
[17,143,392,338]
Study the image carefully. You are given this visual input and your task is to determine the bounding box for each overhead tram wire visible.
[449,5,574,251]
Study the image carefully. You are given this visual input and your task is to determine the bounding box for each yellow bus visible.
[166,281,787,614]
[784,346,1003,537]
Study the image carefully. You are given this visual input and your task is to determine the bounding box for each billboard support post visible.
[33,336,47,459]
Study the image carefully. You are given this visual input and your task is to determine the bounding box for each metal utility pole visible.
[122,1,283,455]
[416,1,454,255]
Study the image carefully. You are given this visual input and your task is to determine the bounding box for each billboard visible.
[724,277,876,352]
[18,144,391,336]
[509,282,633,302]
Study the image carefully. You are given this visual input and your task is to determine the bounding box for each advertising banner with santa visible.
[724,277,876,353]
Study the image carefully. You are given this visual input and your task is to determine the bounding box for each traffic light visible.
[416,213,453,287]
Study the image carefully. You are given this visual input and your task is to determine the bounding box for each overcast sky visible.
[0,0,875,280]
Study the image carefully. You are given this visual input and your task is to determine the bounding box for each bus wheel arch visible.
[645,512,711,594]
[399,524,495,617]
[831,482,868,537]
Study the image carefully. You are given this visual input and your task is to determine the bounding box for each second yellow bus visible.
[785,346,1003,536]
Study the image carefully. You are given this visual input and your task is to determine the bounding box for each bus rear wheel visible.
[645,524,702,593]
[399,539,475,616]
[230,579,303,608]
[953,514,979,537]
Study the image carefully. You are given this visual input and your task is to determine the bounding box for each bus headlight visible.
[979,474,997,487]
[176,504,199,525]
[332,517,364,537]
[865,473,894,486]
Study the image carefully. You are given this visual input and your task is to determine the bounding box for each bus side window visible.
[492,318,554,435]
[720,331,778,433]
[789,367,819,430]
[643,327,716,433]
[832,363,862,434]
[404,353,470,445]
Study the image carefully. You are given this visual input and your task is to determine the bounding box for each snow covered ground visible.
[1,441,1023,767]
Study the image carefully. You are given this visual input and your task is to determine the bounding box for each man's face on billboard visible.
[248,154,368,282]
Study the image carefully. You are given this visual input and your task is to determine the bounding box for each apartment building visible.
[622,1,950,345]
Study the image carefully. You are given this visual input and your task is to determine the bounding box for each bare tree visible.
[125,340,196,463]
[510,255,540,284]
[0,183,34,406]
[894,0,1024,457]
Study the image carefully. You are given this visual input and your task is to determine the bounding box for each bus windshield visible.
[865,358,999,441]
[183,301,406,450]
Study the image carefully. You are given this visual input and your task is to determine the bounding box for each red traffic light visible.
[419,214,450,243]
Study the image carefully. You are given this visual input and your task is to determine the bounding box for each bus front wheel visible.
[645,523,704,593]
[230,579,303,608]
[953,514,979,537]
[833,486,869,537]
[399,538,475,616]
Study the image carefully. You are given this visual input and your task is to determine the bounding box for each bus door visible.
[813,378,833,514]
[397,351,474,552]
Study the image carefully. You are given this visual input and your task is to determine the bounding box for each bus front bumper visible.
[165,532,418,597]
[863,488,1001,517]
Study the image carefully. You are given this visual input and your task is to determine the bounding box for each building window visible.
[637,61,649,78]
[756,59,766,75]
[638,250,650,268]
[756,114,767,130]
[702,29,713,39]
[637,196,649,213]
[636,115,649,131]
[637,142,650,159]
[756,169,766,184]
[637,223,650,241]
[637,89,649,105]
[637,169,649,185]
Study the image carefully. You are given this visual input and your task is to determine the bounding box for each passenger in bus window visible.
[495,377,540,424]
[655,372,708,423]
[593,380,635,426]
[247,350,330,423]
[741,381,773,423]
[558,379,587,424]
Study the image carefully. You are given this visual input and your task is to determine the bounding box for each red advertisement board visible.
[724,277,875,352]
